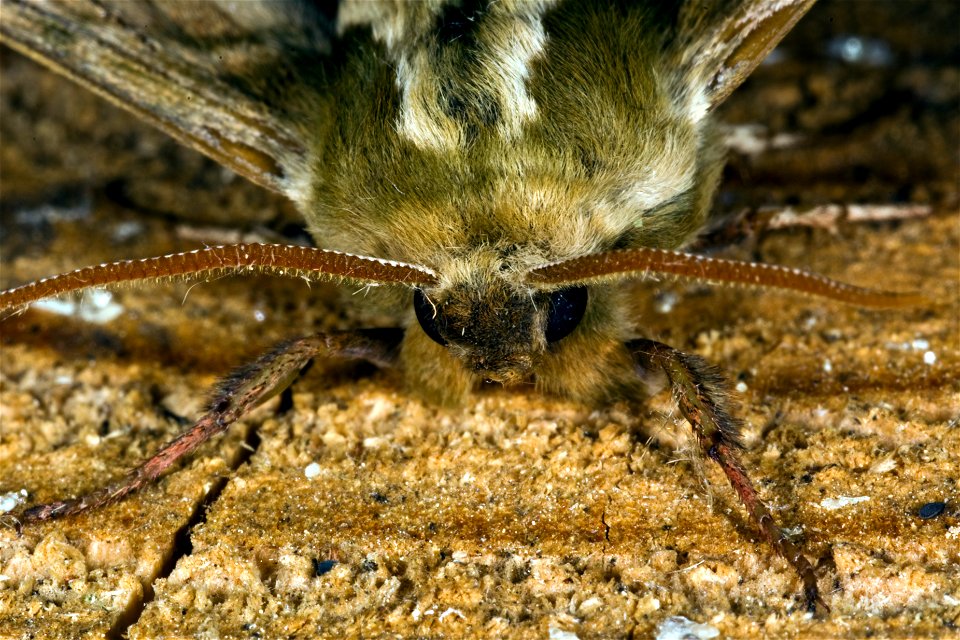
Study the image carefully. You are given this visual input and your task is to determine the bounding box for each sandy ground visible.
[1,1,958,638]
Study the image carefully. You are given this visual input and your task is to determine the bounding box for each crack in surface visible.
[600,501,611,548]
[106,421,263,639]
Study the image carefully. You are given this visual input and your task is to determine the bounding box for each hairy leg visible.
[18,328,404,525]
[629,338,826,613]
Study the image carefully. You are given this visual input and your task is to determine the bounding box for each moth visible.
[0,0,921,614]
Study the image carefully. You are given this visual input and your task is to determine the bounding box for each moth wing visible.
[673,0,817,113]
[0,0,335,199]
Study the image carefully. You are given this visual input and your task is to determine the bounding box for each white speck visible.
[549,628,580,640]
[943,594,960,606]
[655,616,720,640]
[818,495,870,510]
[33,298,77,316]
[770,132,801,149]
[826,35,894,67]
[836,36,864,62]
[365,397,394,423]
[822,359,833,373]
[362,436,385,450]
[655,291,678,314]
[461,472,475,485]
[768,204,843,232]
[847,203,930,222]
[41,289,126,324]
[304,462,321,479]
[869,457,897,474]
[947,526,960,541]
[253,309,266,322]
[438,608,465,622]
[886,338,937,354]
[14,200,90,225]
[578,596,603,615]
[735,381,748,393]
[89,289,112,308]
[724,123,802,156]
[923,351,937,365]
[112,220,144,242]
[0,489,28,513]
[85,434,102,447]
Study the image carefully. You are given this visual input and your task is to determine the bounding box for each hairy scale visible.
[303,2,728,403]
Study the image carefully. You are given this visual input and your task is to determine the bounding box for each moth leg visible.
[628,338,826,614]
[19,328,404,524]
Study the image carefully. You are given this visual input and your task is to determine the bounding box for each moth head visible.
[413,280,588,385]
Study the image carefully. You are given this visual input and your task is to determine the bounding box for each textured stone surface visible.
[1,2,958,638]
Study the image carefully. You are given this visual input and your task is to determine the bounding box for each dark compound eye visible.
[545,286,588,343]
[413,289,447,345]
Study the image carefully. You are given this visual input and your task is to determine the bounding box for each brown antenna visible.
[526,247,923,308]
[0,243,438,311]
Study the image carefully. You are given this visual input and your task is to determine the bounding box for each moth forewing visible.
[671,0,818,112]
[0,0,329,195]
[0,0,935,625]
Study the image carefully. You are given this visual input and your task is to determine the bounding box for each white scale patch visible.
[392,3,552,150]
[619,159,695,213]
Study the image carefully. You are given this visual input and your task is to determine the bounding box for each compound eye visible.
[545,286,588,343]
[413,289,447,345]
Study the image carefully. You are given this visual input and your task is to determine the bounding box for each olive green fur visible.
[306,2,722,265]
[300,1,725,404]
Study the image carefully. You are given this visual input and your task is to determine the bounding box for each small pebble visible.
[312,559,337,576]
[0,489,28,513]
[819,495,870,510]
[918,501,946,520]
[655,616,719,640]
